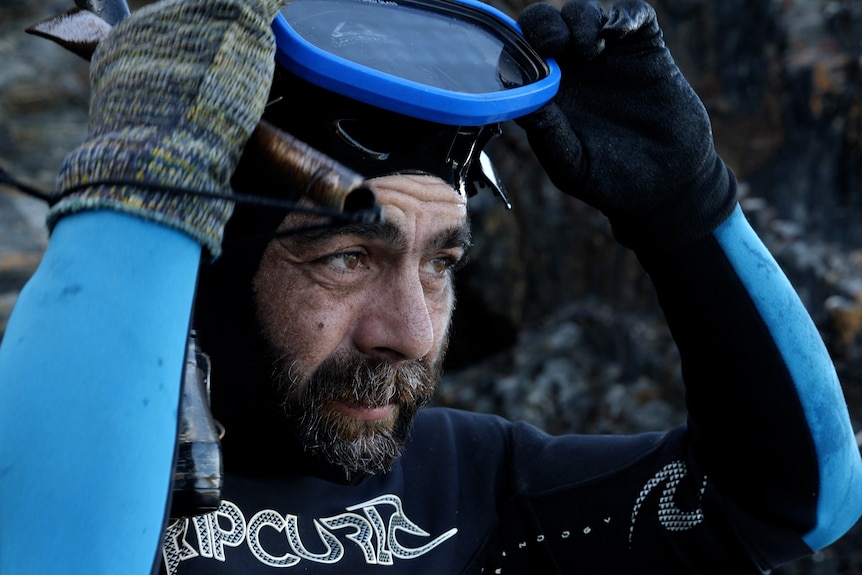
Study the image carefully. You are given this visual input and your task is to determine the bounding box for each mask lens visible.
[273,0,560,125]
[284,0,541,94]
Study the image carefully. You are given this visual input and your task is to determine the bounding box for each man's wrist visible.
[611,159,739,254]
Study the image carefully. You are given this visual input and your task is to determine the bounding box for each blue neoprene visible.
[714,206,862,550]
[0,211,201,573]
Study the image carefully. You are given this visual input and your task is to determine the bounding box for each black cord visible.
[0,165,53,204]
[0,168,382,226]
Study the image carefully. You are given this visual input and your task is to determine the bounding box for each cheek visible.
[252,265,301,351]
[429,289,455,351]
[251,260,354,370]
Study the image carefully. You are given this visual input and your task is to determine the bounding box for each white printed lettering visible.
[349,495,457,559]
[629,461,707,545]
[285,514,344,563]
[321,512,377,564]
[246,510,301,567]
[356,500,394,564]
[162,519,199,574]
[208,501,246,560]
[161,493,457,572]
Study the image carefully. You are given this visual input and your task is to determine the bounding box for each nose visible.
[352,270,438,362]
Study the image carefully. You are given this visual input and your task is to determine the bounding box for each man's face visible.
[252,174,470,477]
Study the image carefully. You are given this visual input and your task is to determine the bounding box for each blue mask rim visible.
[271,0,561,126]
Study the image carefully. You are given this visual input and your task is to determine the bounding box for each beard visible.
[272,350,444,479]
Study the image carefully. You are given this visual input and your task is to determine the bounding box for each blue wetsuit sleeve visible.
[711,206,862,550]
[0,210,201,573]
[641,205,862,554]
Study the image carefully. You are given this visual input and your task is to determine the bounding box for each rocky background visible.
[1,0,860,572]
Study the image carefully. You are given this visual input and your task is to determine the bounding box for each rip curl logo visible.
[628,461,707,546]
[161,494,458,573]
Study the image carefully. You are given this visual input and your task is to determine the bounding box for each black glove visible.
[516,0,737,252]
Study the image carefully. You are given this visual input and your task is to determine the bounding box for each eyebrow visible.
[429,222,473,253]
[289,219,472,254]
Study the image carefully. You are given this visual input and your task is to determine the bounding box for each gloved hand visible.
[517,0,737,252]
[51,0,287,257]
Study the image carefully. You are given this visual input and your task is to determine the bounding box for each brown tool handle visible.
[249,120,377,215]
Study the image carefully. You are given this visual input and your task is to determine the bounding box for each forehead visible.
[369,173,468,227]
[276,173,470,250]
[365,174,469,252]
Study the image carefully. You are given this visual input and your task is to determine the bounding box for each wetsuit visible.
[159,205,862,574]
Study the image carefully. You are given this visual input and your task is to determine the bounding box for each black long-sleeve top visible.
[163,206,862,574]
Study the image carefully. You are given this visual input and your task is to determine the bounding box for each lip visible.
[335,402,397,421]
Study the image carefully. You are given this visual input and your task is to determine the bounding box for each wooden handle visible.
[249,121,377,215]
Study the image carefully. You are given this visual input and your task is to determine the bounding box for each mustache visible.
[316,358,435,407]
[275,352,442,413]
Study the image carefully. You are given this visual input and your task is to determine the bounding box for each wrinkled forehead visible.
[370,173,469,227]
[276,173,471,252]
[374,174,471,255]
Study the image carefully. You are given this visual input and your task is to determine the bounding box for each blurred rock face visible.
[1,1,860,572]
[0,1,83,333]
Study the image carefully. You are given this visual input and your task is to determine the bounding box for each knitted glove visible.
[51,0,287,257]
[516,0,737,252]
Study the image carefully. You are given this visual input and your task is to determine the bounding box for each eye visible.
[321,252,366,271]
[422,255,462,276]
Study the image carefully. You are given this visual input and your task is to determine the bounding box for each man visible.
[0,0,859,573]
